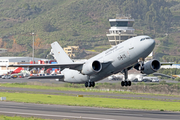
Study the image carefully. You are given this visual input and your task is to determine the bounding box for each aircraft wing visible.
[153,73,175,79]
[9,60,114,73]
[8,62,84,70]
[160,62,174,66]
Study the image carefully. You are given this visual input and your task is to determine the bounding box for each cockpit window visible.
[145,37,151,39]
[140,38,145,41]
[140,37,151,41]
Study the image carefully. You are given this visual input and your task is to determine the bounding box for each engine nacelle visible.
[81,60,102,75]
[142,59,161,74]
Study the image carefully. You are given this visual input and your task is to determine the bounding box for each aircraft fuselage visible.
[62,36,155,83]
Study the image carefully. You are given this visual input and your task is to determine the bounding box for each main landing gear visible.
[85,81,95,87]
[121,69,131,87]
[121,81,131,87]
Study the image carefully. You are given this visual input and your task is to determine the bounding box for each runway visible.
[0,101,180,120]
[0,78,60,84]
[0,78,180,119]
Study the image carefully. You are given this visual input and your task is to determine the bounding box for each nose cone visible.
[148,39,155,51]
[134,37,156,58]
[143,38,155,56]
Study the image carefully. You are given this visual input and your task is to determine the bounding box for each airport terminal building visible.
[0,57,42,75]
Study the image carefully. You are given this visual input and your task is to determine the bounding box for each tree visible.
[23,3,30,10]
[43,21,56,32]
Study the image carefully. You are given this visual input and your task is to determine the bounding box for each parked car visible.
[18,75,24,78]
[151,77,159,82]
[11,75,18,79]
[2,75,11,79]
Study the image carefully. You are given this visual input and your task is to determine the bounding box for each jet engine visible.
[81,60,102,75]
[134,59,161,74]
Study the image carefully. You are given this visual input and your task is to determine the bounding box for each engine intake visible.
[134,59,161,74]
[81,60,102,75]
[142,59,161,74]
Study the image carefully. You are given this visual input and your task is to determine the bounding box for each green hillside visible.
[0,0,179,60]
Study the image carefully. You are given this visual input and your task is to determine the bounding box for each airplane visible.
[10,67,24,74]
[108,74,123,81]
[108,73,159,82]
[9,35,161,87]
[0,67,24,76]
[128,74,159,82]
[107,74,143,81]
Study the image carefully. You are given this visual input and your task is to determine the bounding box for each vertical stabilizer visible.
[11,67,24,74]
[51,41,73,63]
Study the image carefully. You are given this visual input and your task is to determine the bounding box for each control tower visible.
[107,14,137,46]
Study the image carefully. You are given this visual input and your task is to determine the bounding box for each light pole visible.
[32,32,35,64]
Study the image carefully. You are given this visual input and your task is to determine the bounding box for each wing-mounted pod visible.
[81,60,102,75]
[134,59,161,74]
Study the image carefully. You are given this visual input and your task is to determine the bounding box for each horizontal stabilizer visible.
[28,75,64,79]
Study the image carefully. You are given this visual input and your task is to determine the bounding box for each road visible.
[0,102,180,120]
[0,77,60,84]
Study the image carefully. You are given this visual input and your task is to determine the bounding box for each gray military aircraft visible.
[9,35,161,87]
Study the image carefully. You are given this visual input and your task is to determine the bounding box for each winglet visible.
[51,41,73,63]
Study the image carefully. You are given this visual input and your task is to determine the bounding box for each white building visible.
[0,57,42,75]
[0,48,7,54]
[161,64,180,69]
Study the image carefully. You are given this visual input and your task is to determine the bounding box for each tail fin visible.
[11,67,24,74]
[51,41,73,63]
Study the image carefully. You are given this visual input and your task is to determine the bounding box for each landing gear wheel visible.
[91,82,95,87]
[85,82,88,87]
[128,81,131,86]
[124,81,128,86]
[88,82,91,87]
[121,81,125,87]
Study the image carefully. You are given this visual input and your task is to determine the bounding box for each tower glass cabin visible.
[107,14,137,46]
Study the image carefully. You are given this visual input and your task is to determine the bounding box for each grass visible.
[0,82,134,94]
[0,82,180,97]
[86,49,97,52]
[0,92,180,111]
[0,83,84,91]
[0,115,52,120]
[94,45,111,52]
